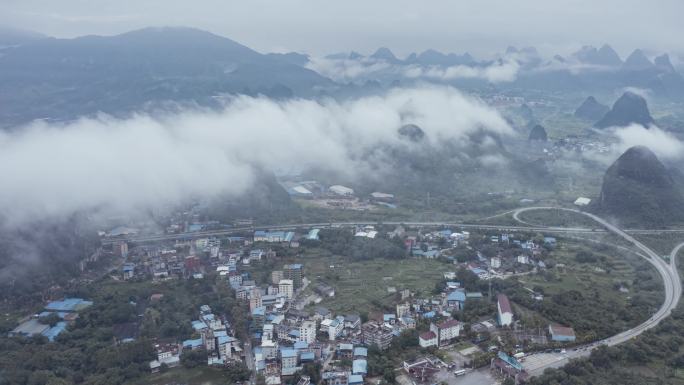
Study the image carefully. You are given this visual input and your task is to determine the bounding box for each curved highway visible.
[512,207,682,376]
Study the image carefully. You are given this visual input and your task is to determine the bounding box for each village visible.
[40,215,588,385]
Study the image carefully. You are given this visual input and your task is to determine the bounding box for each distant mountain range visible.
[1,26,683,127]
[0,27,332,126]
[0,26,47,46]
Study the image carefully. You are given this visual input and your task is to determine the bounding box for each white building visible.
[396,303,411,319]
[321,316,344,341]
[574,197,591,206]
[370,192,394,200]
[278,279,294,299]
[497,294,514,327]
[299,320,317,344]
[329,185,354,196]
[429,319,461,345]
[418,331,438,348]
[517,255,529,264]
[490,257,502,269]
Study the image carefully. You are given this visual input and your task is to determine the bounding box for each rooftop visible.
[497,293,512,314]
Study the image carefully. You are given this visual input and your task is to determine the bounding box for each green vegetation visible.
[0,275,247,385]
[246,246,449,314]
[497,238,663,341]
[528,253,684,385]
[146,365,249,385]
[632,233,684,257]
[516,208,599,228]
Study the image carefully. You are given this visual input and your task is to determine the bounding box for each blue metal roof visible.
[447,290,466,302]
[354,347,368,357]
[45,298,92,312]
[498,351,523,371]
[352,359,368,374]
[217,335,235,345]
[281,349,297,358]
[252,307,266,316]
[192,320,207,330]
[349,374,364,384]
[41,321,67,341]
[183,338,203,349]
[300,352,315,361]
[294,341,309,350]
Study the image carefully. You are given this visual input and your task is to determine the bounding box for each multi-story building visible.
[283,264,303,288]
[279,279,294,299]
[361,322,394,350]
[430,319,461,345]
[396,303,411,319]
[250,289,263,312]
[321,316,344,341]
[271,270,284,285]
[281,349,299,376]
[299,320,317,344]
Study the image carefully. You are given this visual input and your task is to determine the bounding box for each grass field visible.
[246,247,451,314]
[632,233,684,257]
[142,366,230,385]
[515,208,600,228]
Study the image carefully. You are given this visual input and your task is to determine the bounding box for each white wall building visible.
[497,294,514,327]
[429,319,461,345]
[278,279,294,299]
[418,331,438,348]
[299,320,317,344]
[329,185,354,196]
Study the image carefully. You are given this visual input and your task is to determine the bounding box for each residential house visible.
[549,324,576,342]
[418,331,438,348]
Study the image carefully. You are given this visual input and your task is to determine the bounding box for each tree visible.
[224,362,251,383]
[38,313,61,327]
[181,349,207,368]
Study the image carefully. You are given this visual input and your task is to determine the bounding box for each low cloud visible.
[305,56,391,82]
[403,60,519,83]
[305,56,519,83]
[613,124,684,160]
[0,86,513,225]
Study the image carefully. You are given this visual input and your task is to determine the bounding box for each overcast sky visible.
[1,0,682,59]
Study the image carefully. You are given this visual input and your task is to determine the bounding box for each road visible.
[512,207,683,376]
[102,220,684,245]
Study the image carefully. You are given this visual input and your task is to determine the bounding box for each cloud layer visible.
[305,56,520,83]
[0,86,512,225]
